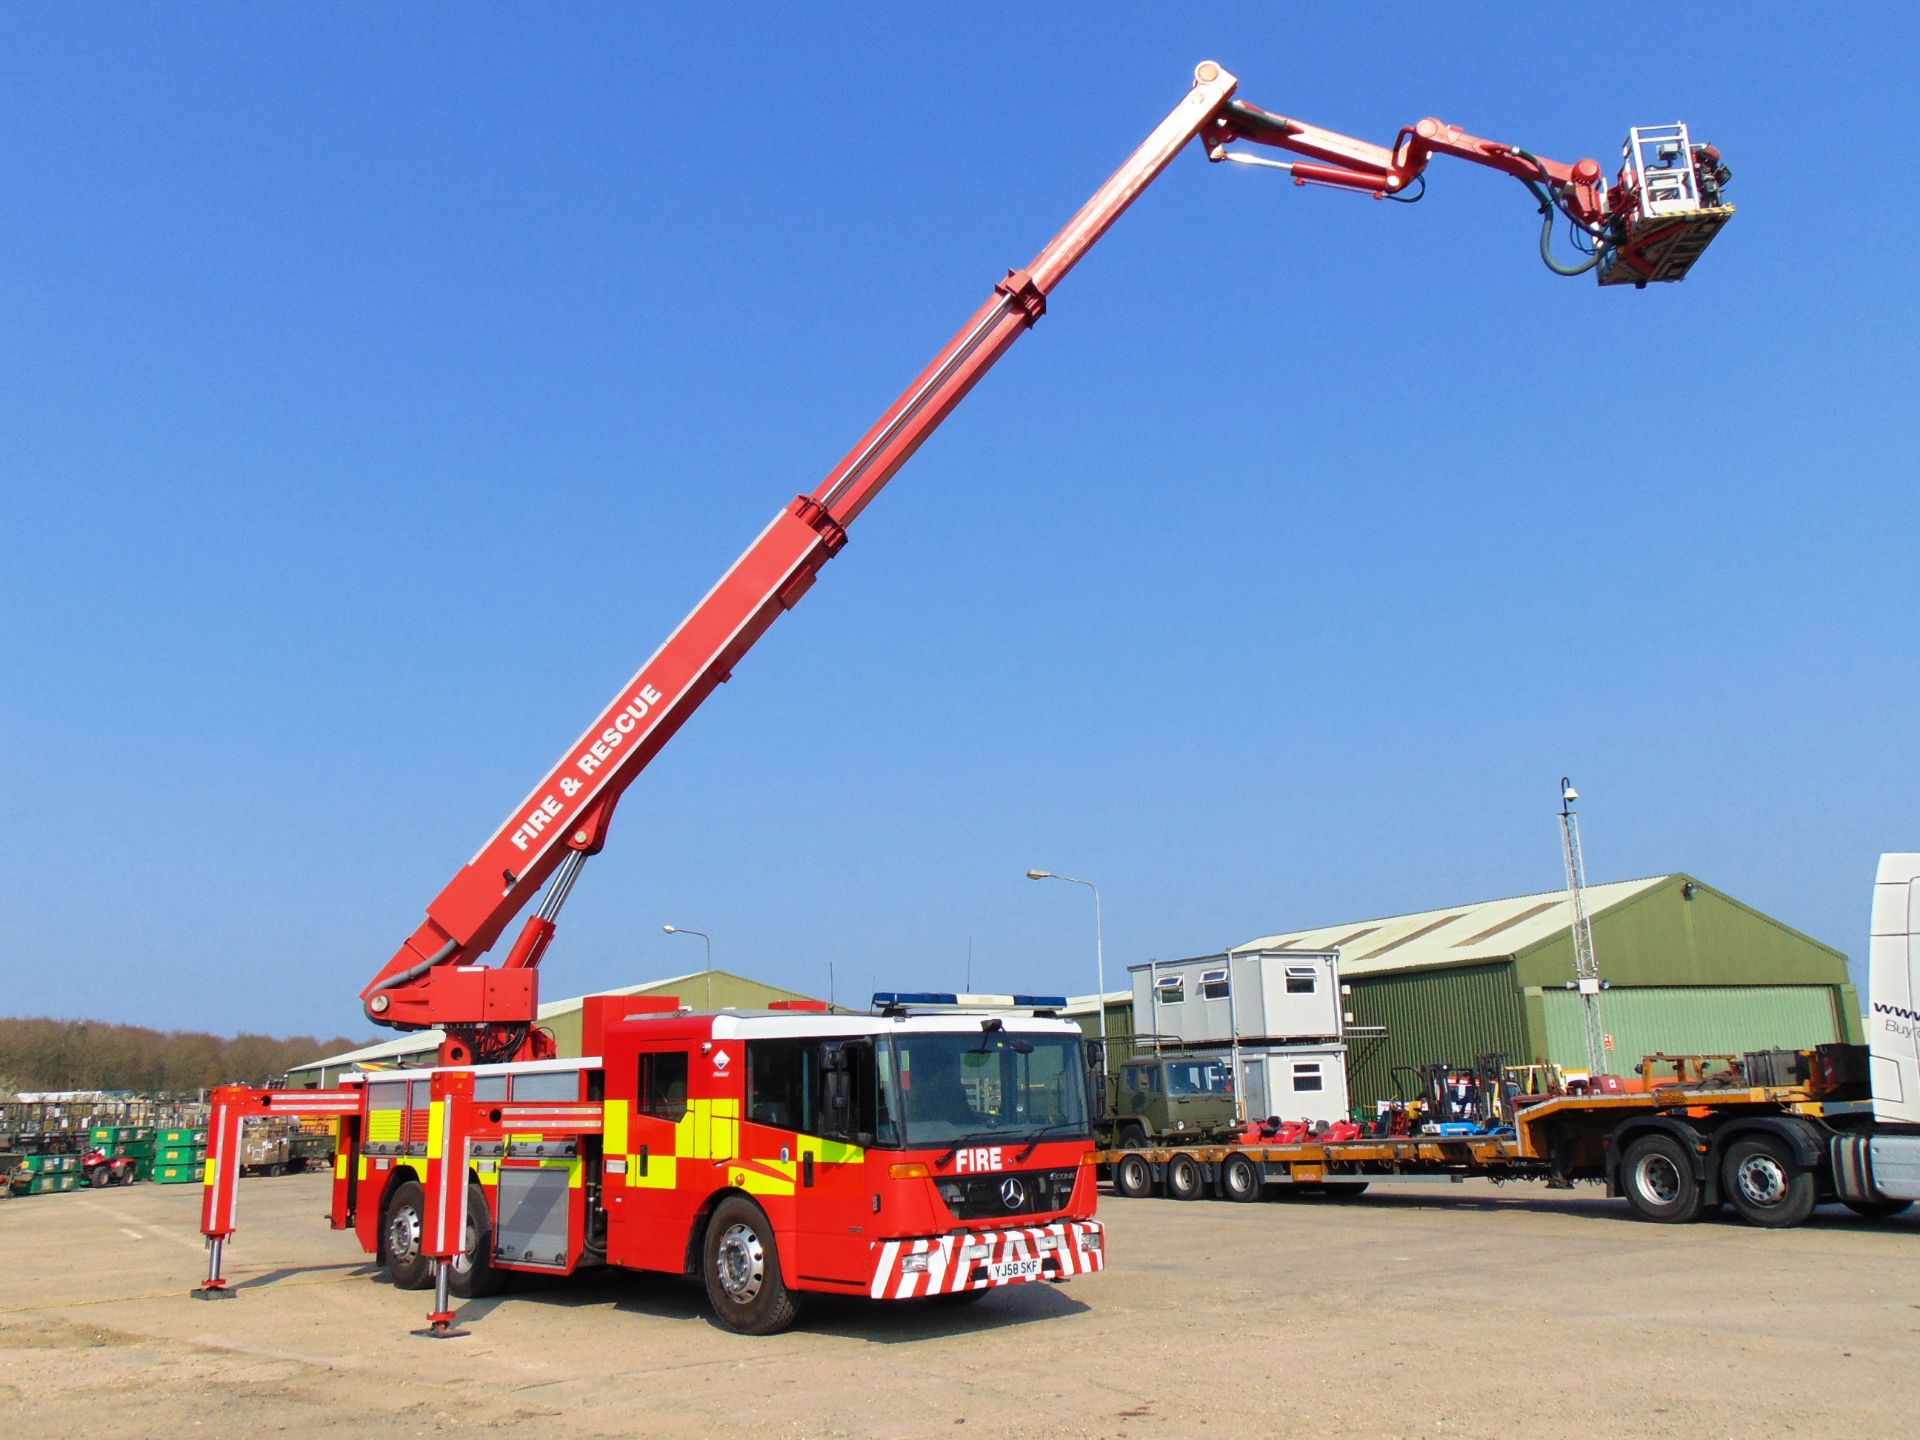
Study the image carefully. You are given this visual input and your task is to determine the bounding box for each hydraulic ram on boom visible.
[357,61,1733,1067]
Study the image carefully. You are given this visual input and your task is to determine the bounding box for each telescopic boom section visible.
[360,62,1246,1056]
[361,61,1731,1061]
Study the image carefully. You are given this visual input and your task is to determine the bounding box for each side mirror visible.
[820,1041,852,1138]
[1086,1042,1108,1123]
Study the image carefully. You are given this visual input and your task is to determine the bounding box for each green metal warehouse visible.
[1237,873,1861,1111]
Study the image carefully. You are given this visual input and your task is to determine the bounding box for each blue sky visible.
[3,7,1913,1039]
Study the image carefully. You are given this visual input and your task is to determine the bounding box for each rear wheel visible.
[1221,1153,1261,1203]
[451,1181,506,1298]
[1842,1196,1914,1220]
[1112,1152,1154,1200]
[703,1196,802,1335]
[1620,1133,1704,1223]
[1721,1136,1817,1229]
[1165,1154,1205,1202]
[380,1179,434,1290]
[118,1166,138,1186]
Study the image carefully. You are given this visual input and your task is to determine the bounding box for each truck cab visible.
[1101,1054,1238,1148]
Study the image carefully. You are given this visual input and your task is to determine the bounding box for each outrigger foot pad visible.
[413,1319,470,1340]
[191,1285,237,1301]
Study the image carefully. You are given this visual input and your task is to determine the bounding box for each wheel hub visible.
[387,1206,421,1262]
[1735,1155,1788,1206]
[715,1222,765,1303]
[1637,1154,1681,1203]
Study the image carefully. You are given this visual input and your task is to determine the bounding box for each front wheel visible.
[1619,1133,1704,1223]
[1112,1152,1154,1200]
[1721,1136,1816,1229]
[88,1165,112,1189]
[703,1196,802,1335]
[1842,1196,1914,1220]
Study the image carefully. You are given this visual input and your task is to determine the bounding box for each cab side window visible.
[745,1039,813,1133]
[638,1051,688,1122]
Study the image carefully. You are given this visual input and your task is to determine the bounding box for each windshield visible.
[1164,1058,1232,1097]
[882,1031,1090,1147]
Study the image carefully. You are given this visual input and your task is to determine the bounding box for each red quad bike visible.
[83,1148,140,1188]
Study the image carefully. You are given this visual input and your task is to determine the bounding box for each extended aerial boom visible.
[362,62,1732,1062]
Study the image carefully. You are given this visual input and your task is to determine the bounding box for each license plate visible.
[988,1257,1043,1283]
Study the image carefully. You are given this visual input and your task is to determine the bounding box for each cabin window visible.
[1155,974,1185,1004]
[745,1038,815,1133]
[1292,1061,1325,1093]
[1200,968,1230,1001]
[1285,965,1318,995]
[638,1051,689,1122]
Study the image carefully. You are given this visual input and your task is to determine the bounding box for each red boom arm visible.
[360,62,1727,1060]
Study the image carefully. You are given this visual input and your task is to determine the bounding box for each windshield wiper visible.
[1015,1120,1079,1162]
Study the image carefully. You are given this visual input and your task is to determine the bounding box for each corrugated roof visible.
[1238,876,1671,978]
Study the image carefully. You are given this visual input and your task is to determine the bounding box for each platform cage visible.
[1598,122,1733,287]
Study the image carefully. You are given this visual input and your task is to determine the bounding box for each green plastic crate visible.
[157,1128,208,1145]
[155,1144,206,1165]
[18,1173,80,1195]
[19,1154,79,1174]
[150,1163,202,1184]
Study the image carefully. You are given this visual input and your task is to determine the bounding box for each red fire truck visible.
[194,60,1730,1336]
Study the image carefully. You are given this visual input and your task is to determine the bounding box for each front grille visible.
[935,1167,1076,1220]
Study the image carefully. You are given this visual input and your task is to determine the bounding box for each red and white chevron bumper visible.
[868,1219,1105,1299]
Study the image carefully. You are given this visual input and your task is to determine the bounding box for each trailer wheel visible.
[1221,1153,1261,1203]
[1721,1136,1817,1229]
[451,1181,506,1298]
[1165,1154,1205,1202]
[1620,1134,1703,1223]
[266,1162,286,1178]
[703,1196,802,1335]
[1112,1152,1154,1199]
[380,1179,434,1290]
[1842,1196,1914,1220]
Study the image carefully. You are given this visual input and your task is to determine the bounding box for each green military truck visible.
[1096,1053,1239,1149]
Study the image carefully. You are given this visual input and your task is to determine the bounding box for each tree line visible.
[0,1016,367,1095]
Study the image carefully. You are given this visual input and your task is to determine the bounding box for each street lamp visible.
[1026,870,1106,1071]
[662,924,713,1010]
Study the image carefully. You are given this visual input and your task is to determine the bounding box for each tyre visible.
[118,1167,138,1186]
[1112,1152,1154,1200]
[1165,1154,1205,1202]
[380,1179,434,1290]
[1619,1133,1704,1223]
[1721,1136,1817,1229]
[1221,1153,1261,1203]
[702,1196,802,1335]
[88,1165,112,1189]
[1841,1196,1914,1220]
[451,1181,507,1298]
[1116,1124,1149,1150]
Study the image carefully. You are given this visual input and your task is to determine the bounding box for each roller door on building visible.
[1540,985,1842,1072]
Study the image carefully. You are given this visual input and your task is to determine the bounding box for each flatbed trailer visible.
[1098,1078,1913,1228]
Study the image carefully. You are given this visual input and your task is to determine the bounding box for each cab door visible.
[604,1041,698,1274]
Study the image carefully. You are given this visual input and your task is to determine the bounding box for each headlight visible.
[901,1253,930,1274]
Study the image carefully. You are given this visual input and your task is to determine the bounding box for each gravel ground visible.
[2,1172,1916,1438]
